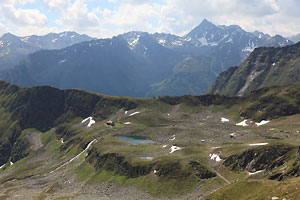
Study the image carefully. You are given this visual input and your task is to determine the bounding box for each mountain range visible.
[0,19,294,97]
[0,32,94,70]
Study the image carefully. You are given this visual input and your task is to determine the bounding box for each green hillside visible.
[0,81,300,199]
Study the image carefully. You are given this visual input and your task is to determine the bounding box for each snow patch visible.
[81,117,95,127]
[153,169,157,174]
[158,39,166,45]
[52,39,58,43]
[198,37,208,46]
[10,161,13,165]
[255,120,270,126]
[248,170,263,175]
[184,37,192,41]
[125,111,128,115]
[230,133,236,137]
[212,146,220,149]
[58,59,67,64]
[249,143,268,146]
[71,35,75,38]
[163,145,167,148]
[124,122,131,125]
[238,70,263,96]
[50,139,97,174]
[0,164,5,169]
[20,37,29,42]
[272,63,276,66]
[271,197,279,200]
[60,138,64,144]
[169,135,175,141]
[170,146,182,153]
[128,35,140,50]
[242,42,257,52]
[171,40,183,46]
[221,117,229,123]
[236,120,248,127]
[209,42,218,46]
[129,111,140,116]
[225,38,233,43]
[209,154,222,162]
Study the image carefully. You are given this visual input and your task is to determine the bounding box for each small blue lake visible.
[115,136,156,145]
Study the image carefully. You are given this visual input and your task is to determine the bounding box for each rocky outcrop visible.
[87,149,154,178]
[208,42,300,96]
[189,161,216,179]
[223,145,295,173]
[269,146,300,181]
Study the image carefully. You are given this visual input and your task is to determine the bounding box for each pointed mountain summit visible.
[186,19,218,39]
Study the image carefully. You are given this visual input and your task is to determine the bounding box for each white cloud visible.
[0,0,300,38]
[108,0,151,4]
[2,7,47,26]
[56,0,100,31]
[0,1,47,26]
[42,0,71,12]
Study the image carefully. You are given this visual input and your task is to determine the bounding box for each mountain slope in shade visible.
[0,37,152,97]
[147,55,219,96]
[0,32,94,70]
[0,33,41,70]
[118,31,183,82]
[207,42,300,96]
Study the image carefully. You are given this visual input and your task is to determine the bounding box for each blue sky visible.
[0,0,299,38]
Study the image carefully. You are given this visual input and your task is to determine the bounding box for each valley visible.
[0,82,300,199]
[1,1,300,199]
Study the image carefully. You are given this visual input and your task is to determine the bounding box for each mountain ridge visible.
[0,31,94,70]
[207,41,300,96]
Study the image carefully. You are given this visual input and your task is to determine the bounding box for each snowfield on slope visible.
[255,120,270,126]
[81,117,95,127]
[236,120,248,127]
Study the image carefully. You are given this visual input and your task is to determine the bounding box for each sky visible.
[0,0,299,38]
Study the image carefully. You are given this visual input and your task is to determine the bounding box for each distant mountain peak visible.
[200,18,213,26]
[1,32,19,40]
[195,19,216,30]
[186,19,218,39]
